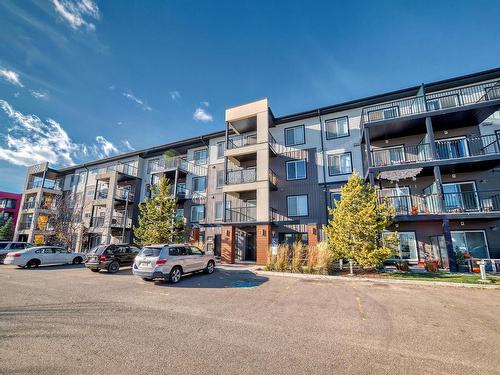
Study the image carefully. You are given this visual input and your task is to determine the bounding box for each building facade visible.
[13,68,500,267]
[0,191,21,233]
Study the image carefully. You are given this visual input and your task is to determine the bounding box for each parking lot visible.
[0,264,499,375]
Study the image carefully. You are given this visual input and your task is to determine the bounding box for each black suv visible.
[85,244,140,273]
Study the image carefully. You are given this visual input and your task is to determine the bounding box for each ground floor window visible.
[279,233,308,246]
[383,231,418,261]
[451,230,489,259]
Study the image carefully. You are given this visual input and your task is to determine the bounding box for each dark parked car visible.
[85,244,140,273]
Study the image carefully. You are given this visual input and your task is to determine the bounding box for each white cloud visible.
[52,0,100,31]
[201,101,209,107]
[169,91,181,101]
[117,121,123,126]
[122,91,152,111]
[30,90,50,100]
[193,107,213,122]
[0,68,24,87]
[108,84,115,90]
[122,140,134,151]
[0,99,132,167]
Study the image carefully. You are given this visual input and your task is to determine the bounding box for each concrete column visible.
[442,218,458,272]
[425,117,438,159]
[221,225,235,264]
[256,224,271,265]
[307,224,318,247]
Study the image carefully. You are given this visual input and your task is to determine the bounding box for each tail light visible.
[156,259,167,265]
[99,255,108,261]
[11,253,22,258]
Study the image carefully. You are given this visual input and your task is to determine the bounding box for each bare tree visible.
[46,192,88,250]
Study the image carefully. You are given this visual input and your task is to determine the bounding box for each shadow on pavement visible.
[12,264,86,271]
[155,268,268,289]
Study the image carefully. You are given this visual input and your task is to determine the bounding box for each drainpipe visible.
[317,109,330,227]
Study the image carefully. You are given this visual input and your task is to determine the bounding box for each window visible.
[190,205,205,223]
[328,153,352,176]
[284,125,305,146]
[325,116,349,139]
[192,177,206,192]
[216,170,224,188]
[330,192,341,208]
[383,232,418,260]
[279,233,308,246]
[287,195,308,217]
[451,231,489,259]
[189,246,203,255]
[169,246,188,256]
[194,149,208,165]
[442,182,478,211]
[286,160,306,180]
[176,209,184,220]
[435,136,469,159]
[217,142,225,159]
[215,201,223,221]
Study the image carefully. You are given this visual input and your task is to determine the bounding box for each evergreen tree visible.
[0,217,14,241]
[134,176,186,245]
[323,172,397,268]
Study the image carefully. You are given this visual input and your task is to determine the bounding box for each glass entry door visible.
[451,231,489,259]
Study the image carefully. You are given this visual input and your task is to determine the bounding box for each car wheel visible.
[73,256,83,264]
[205,260,215,274]
[90,269,100,273]
[168,266,182,284]
[107,261,120,273]
[26,259,40,268]
[142,278,153,282]
[17,265,25,268]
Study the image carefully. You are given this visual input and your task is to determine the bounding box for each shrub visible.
[395,260,409,272]
[316,241,333,274]
[291,242,304,273]
[424,259,440,273]
[306,245,318,273]
[275,244,289,272]
[265,247,276,271]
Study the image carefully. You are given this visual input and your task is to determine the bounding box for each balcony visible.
[22,201,36,210]
[115,188,134,201]
[226,168,257,185]
[18,222,32,230]
[95,189,108,199]
[225,206,256,223]
[110,215,132,228]
[371,134,500,168]
[362,80,500,125]
[151,157,206,176]
[27,179,63,191]
[90,217,105,228]
[227,134,257,149]
[382,190,500,217]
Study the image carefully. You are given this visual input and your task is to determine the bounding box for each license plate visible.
[139,262,150,268]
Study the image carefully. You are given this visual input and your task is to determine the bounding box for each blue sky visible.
[1,0,499,192]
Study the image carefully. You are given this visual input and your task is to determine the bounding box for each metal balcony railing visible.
[27,180,63,190]
[361,80,500,125]
[90,217,105,228]
[151,156,207,176]
[23,201,36,210]
[225,206,256,222]
[18,223,32,230]
[371,134,500,167]
[226,168,257,184]
[381,190,500,215]
[110,215,132,228]
[115,188,134,201]
[227,134,257,149]
[96,189,108,199]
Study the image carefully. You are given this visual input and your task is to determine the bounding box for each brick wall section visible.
[256,224,271,265]
[189,227,200,243]
[307,223,318,247]
[221,225,235,263]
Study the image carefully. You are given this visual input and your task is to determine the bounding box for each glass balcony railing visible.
[225,206,256,223]
[226,168,257,185]
[227,134,258,149]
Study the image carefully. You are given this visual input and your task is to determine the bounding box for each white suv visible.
[132,244,215,283]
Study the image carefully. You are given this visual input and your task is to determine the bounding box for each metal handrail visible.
[226,168,257,184]
[362,80,500,125]
[227,133,257,149]
[225,207,256,222]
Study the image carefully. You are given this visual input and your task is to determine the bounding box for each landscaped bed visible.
[376,271,500,284]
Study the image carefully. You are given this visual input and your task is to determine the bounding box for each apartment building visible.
[13,67,500,268]
[0,191,21,230]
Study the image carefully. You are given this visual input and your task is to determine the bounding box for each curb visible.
[252,269,500,289]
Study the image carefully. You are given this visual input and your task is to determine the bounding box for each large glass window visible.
[451,231,489,259]
[192,177,206,193]
[284,125,305,146]
[279,233,308,246]
[287,195,308,217]
[286,160,306,180]
[217,142,225,159]
[442,182,478,211]
[190,205,205,223]
[383,232,418,260]
[215,201,223,221]
[330,192,341,208]
[328,153,352,176]
[325,116,349,139]
[194,149,208,165]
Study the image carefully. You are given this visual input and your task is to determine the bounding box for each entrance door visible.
[245,233,256,261]
[214,234,221,257]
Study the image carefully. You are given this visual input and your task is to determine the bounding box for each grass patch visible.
[380,271,500,285]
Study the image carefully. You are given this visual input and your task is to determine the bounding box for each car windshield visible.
[139,247,162,257]
[88,245,107,255]
[0,243,7,250]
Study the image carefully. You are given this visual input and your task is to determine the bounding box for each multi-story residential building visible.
[13,68,500,268]
[0,191,21,230]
